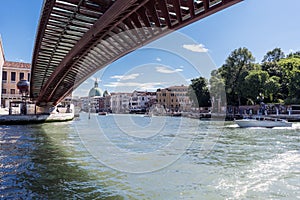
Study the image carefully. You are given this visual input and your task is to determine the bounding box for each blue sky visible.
[1,0,300,96]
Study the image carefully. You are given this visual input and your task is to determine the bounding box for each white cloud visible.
[72,88,89,97]
[104,81,165,91]
[156,57,162,62]
[110,73,140,80]
[156,66,183,74]
[182,44,208,53]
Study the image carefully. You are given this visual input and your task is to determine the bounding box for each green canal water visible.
[0,113,299,199]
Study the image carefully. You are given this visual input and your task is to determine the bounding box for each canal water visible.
[0,113,299,199]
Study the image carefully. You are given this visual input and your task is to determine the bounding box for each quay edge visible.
[0,113,74,125]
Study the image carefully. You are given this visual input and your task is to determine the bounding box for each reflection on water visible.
[0,123,130,199]
[0,113,299,199]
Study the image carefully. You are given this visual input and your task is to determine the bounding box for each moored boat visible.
[235,116,292,128]
[98,112,107,116]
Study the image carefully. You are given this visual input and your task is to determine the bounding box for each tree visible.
[261,61,283,78]
[218,47,256,106]
[261,48,285,78]
[287,69,300,103]
[265,76,280,102]
[242,70,269,103]
[287,51,300,59]
[278,57,300,75]
[209,70,226,112]
[262,48,285,63]
[188,77,211,108]
[277,57,300,100]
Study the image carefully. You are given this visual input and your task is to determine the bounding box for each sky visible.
[1,0,300,96]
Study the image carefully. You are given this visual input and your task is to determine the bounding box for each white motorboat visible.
[235,116,292,128]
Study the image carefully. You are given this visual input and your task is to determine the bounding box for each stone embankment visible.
[0,112,74,125]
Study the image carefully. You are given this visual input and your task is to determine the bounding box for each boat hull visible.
[235,119,292,128]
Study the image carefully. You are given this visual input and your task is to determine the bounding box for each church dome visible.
[89,80,102,97]
[103,90,110,97]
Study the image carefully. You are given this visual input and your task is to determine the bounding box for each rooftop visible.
[3,61,31,69]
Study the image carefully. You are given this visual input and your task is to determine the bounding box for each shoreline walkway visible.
[0,106,75,125]
[0,113,74,125]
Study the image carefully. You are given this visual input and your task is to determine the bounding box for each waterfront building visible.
[1,61,31,108]
[0,36,74,113]
[129,90,156,113]
[0,37,4,107]
[98,90,111,112]
[156,85,192,112]
[80,96,90,112]
[110,92,131,113]
[87,80,102,112]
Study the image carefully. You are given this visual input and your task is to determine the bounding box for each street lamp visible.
[257,92,264,104]
[257,92,265,115]
[17,79,29,115]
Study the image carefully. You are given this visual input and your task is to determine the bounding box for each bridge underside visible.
[30,0,242,106]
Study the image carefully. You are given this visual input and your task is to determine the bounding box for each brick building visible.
[156,85,192,112]
[1,61,31,108]
[0,37,5,107]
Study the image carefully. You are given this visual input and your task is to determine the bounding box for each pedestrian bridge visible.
[30,0,242,106]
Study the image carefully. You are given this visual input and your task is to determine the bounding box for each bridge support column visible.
[35,104,55,115]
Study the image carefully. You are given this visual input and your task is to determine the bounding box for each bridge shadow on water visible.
[0,122,132,199]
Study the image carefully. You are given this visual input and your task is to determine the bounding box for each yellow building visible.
[1,61,31,108]
[156,85,191,112]
[0,36,5,107]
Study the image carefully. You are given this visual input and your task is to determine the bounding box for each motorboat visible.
[235,116,292,128]
[98,112,107,116]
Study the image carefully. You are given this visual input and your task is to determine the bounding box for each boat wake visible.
[215,150,300,199]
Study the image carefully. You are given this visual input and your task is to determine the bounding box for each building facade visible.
[98,90,111,112]
[83,80,102,112]
[129,91,156,113]
[1,61,31,108]
[156,85,191,112]
[0,37,4,107]
[110,92,131,113]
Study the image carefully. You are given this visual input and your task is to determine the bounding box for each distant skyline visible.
[1,0,300,96]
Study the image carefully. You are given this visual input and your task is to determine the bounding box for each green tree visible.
[287,51,300,59]
[261,61,283,78]
[287,69,300,103]
[218,47,255,106]
[277,57,300,100]
[188,77,211,107]
[243,70,269,103]
[262,48,285,62]
[265,76,280,102]
[261,48,285,78]
[209,70,226,112]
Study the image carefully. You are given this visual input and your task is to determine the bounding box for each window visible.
[20,72,25,80]
[2,71,7,82]
[11,72,16,82]
[2,89,6,94]
[27,73,30,81]
[10,89,15,94]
